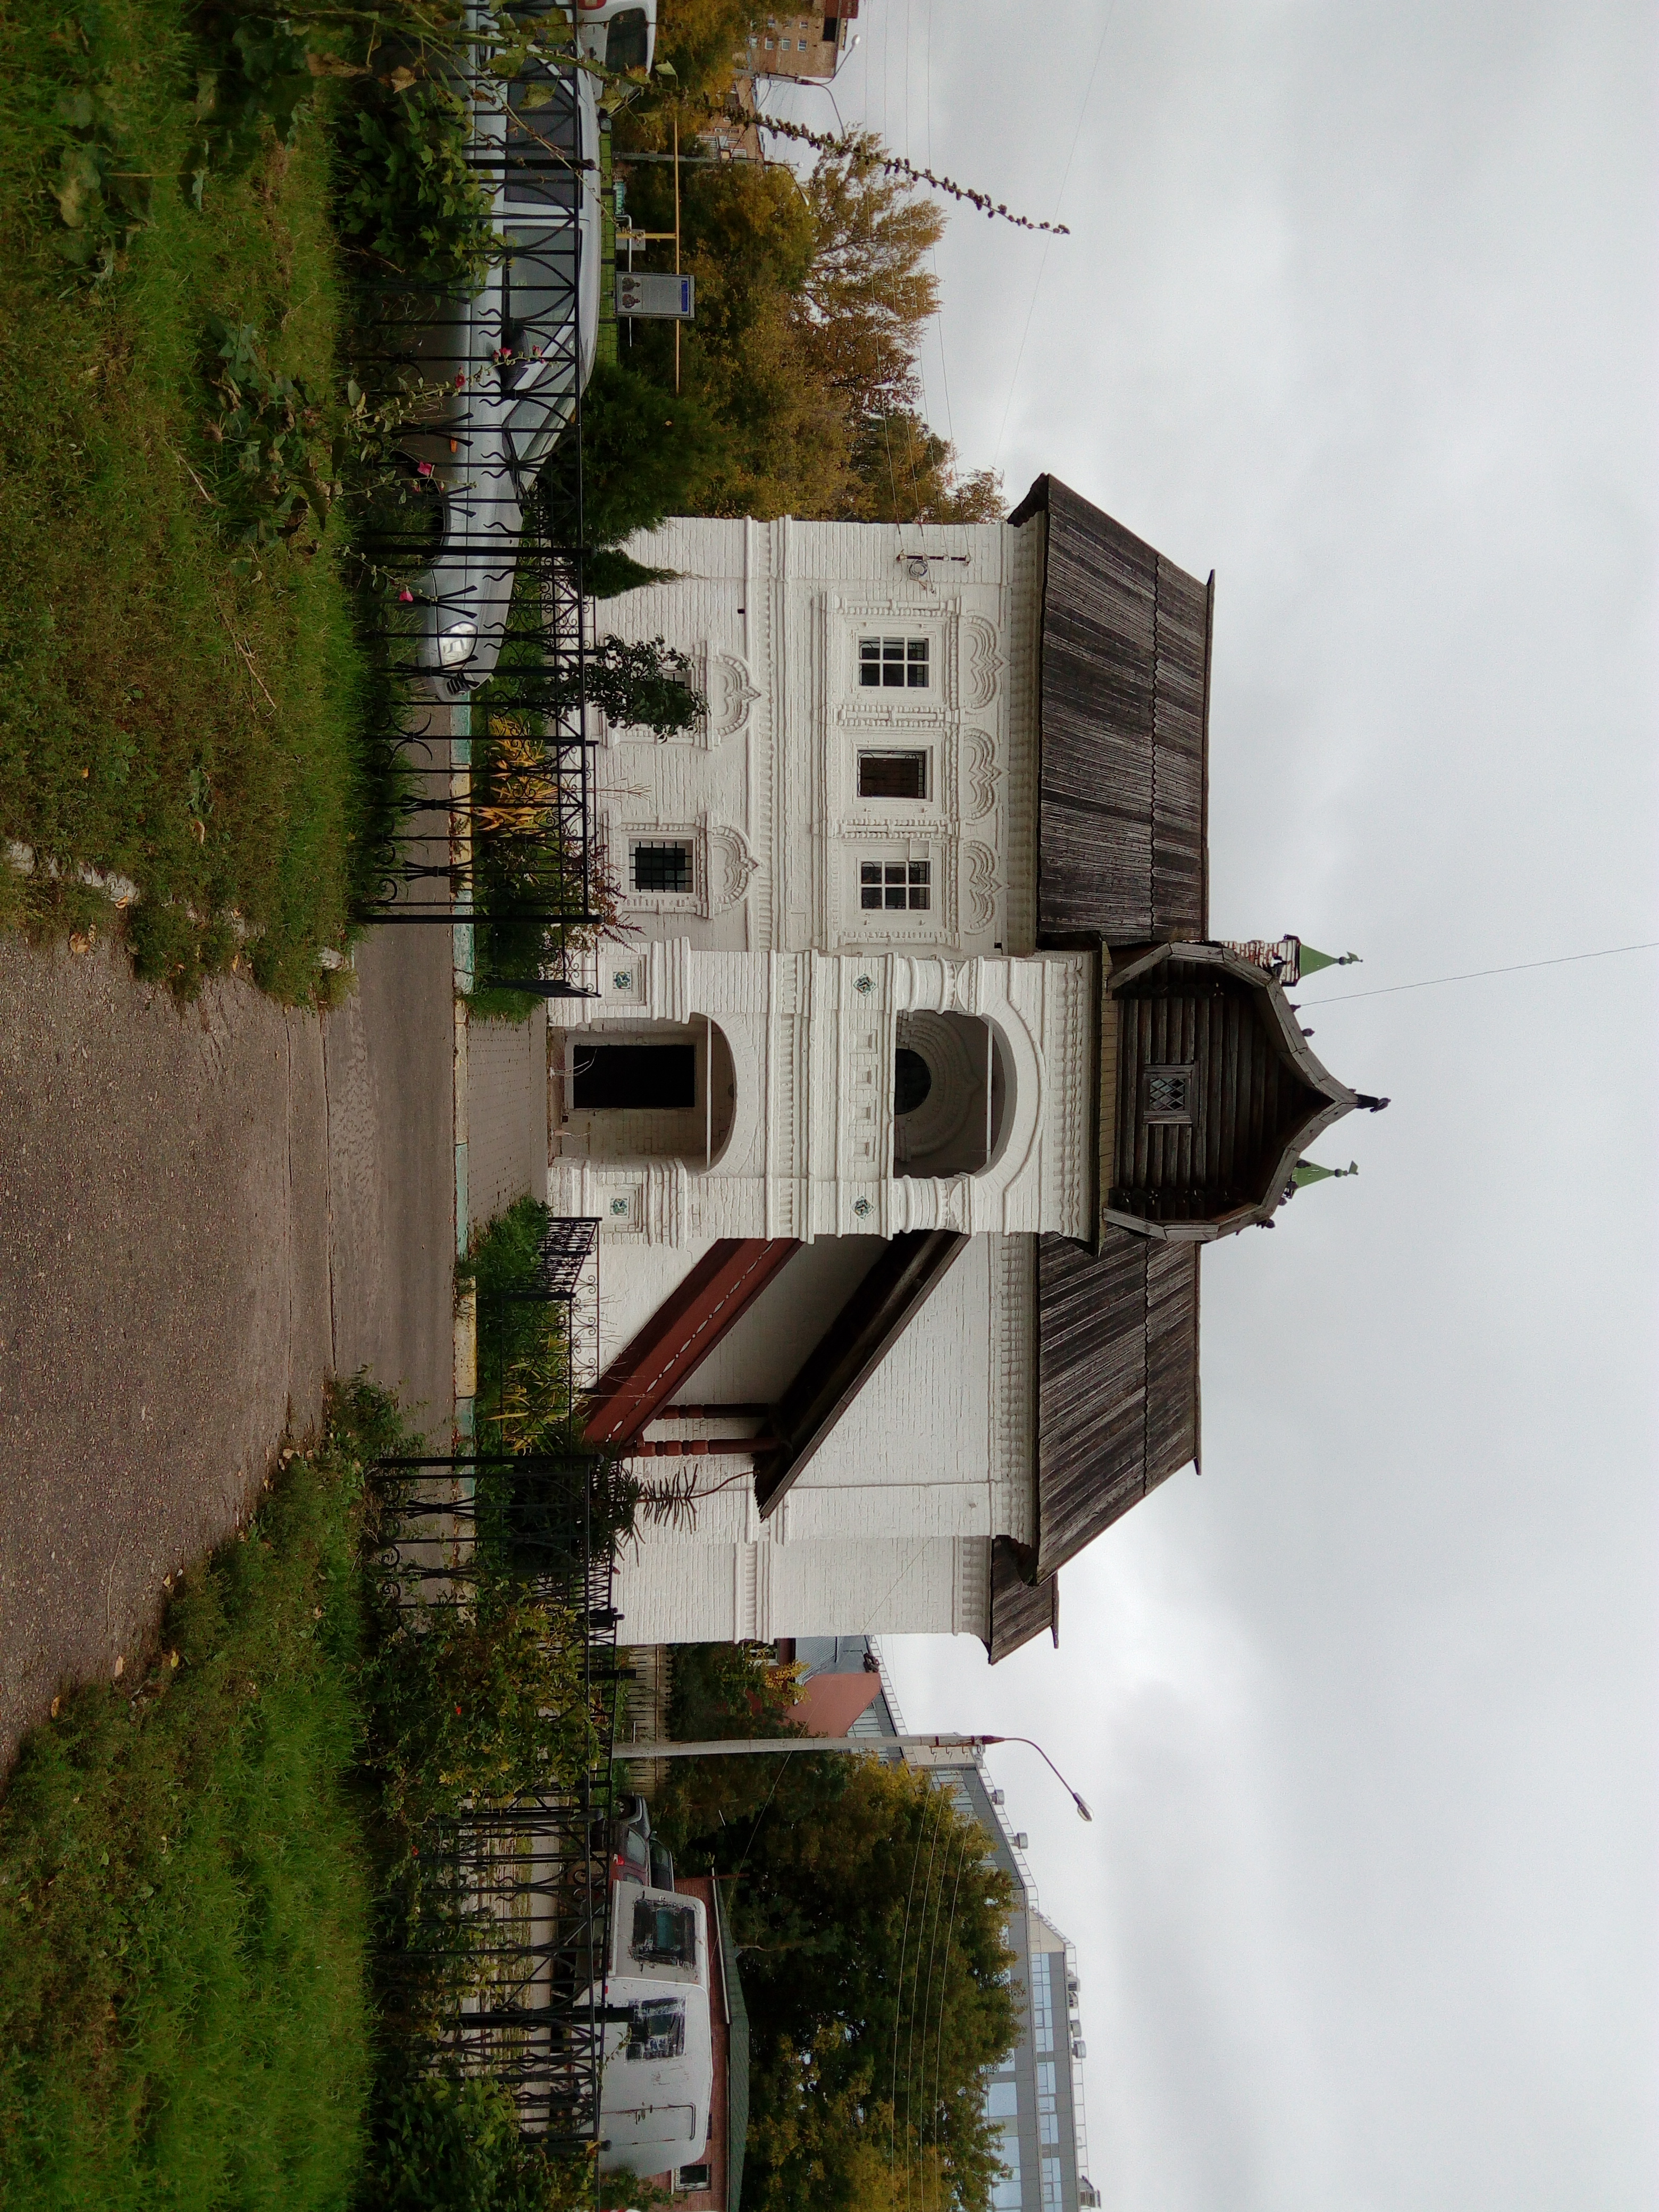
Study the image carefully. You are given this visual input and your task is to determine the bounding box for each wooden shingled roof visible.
[987,1231,1201,1662]
[1008,474,1213,947]
[1034,1230,1201,1582]
[987,477,1214,1660]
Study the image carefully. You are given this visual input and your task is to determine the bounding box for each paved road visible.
[0,927,455,1774]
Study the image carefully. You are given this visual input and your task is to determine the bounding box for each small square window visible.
[859,860,929,912]
[675,2166,711,2193]
[631,840,692,895]
[859,635,929,689]
[1142,1062,1197,1124]
[858,750,927,800]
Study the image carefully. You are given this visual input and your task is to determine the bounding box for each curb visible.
[451,701,476,1447]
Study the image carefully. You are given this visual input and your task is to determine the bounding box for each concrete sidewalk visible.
[0,926,456,1774]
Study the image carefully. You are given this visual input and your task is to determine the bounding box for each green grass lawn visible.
[0,0,378,1000]
[0,1397,389,2209]
[0,1369,610,2211]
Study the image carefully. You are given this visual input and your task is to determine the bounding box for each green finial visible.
[1291,1160,1360,1188]
[1296,944,1362,976]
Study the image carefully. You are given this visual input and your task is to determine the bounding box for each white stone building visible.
[545,479,1385,1658]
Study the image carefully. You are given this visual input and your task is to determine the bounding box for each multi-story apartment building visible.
[736,4,859,82]
[790,1635,1102,2212]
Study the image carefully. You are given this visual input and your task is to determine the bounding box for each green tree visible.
[556,359,724,544]
[851,410,1004,525]
[658,1652,1017,2212]
[801,134,943,418]
[555,633,706,736]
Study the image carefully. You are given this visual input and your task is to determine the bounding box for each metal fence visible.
[368,1439,628,2148]
[350,52,604,995]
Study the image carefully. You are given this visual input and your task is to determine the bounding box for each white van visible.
[589,1878,714,2177]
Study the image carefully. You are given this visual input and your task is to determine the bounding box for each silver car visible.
[397,36,603,692]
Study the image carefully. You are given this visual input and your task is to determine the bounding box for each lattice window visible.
[860,859,931,911]
[1142,1062,1197,1125]
[860,635,929,689]
[631,840,692,895]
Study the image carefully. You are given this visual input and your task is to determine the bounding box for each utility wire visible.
[1297,939,1659,1007]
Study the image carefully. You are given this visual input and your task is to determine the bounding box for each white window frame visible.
[859,633,932,691]
[858,854,932,916]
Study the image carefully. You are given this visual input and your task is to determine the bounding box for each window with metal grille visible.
[860,860,930,911]
[625,1997,686,2063]
[858,749,927,800]
[1142,1062,1197,1124]
[632,840,692,895]
[859,635,929,689]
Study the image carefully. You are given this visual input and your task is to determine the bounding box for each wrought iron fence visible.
[349,51,605,996]
[367,1439,630,2148]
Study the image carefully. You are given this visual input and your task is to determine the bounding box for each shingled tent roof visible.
[1008,474,1213,947]
[1034,1229,1200,1582]
[986,476,1213,1661]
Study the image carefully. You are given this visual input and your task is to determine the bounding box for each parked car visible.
[388,27,600,694]
[572,0,656,72]
[606,1791,676,1891]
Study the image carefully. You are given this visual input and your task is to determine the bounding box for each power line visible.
[1297,939,1659,1007]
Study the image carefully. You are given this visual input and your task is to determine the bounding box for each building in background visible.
[787,1636,1102,2212]
[736,3,858,82]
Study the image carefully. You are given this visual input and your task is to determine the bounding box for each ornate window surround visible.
[604,809,759,923]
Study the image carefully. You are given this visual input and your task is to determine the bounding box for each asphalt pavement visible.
[0,926,455,1775]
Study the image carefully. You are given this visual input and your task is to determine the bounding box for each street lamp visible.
[617,1730,1093,1822]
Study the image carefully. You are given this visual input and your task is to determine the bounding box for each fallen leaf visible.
[50,1697,60,1720]
[113,1655,124,1679]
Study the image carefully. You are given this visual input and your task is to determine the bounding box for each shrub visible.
[366,2074,587,2211]
[555,359,722,544]
[333,77,496,292]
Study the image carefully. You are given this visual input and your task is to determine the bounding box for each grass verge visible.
[0,1374,609,2208]
[0,0,378,1000]
[0,1384,403,2209]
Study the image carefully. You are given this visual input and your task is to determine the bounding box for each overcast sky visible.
[764,6,1658,2206]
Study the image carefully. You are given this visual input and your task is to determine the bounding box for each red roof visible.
[787,1671,883,1738]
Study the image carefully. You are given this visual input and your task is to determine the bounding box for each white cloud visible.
[823,2,1659,2205]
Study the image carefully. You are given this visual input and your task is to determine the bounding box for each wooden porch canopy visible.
[583,1238,801,1446]
[583,1233,968,1482]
